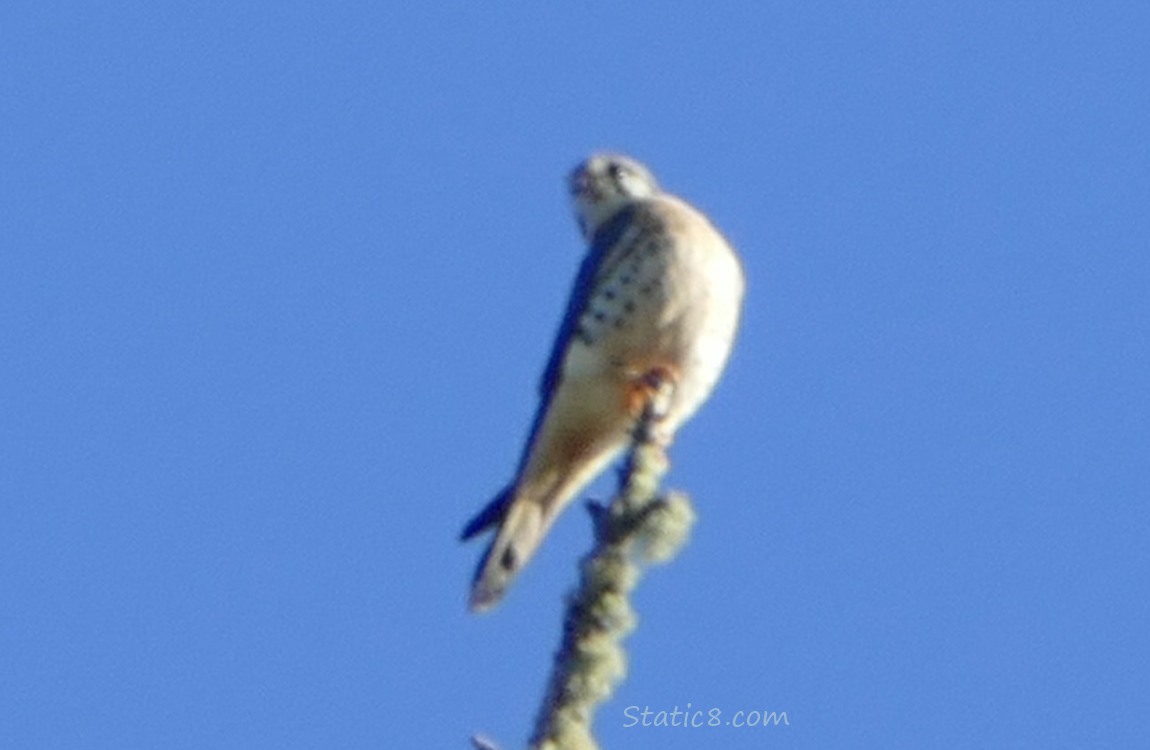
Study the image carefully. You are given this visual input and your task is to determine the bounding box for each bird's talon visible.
[639,366,677,420]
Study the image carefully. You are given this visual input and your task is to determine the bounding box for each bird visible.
[461,153,745,612]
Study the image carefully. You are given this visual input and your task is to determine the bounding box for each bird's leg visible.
[626,365,677,447]
[640,365,676,419]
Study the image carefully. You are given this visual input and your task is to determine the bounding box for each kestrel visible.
[462,153,745,611]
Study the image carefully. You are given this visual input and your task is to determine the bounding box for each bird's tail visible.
[462,487,553,612]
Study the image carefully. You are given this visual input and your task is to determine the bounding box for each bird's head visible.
[568,153,660,240]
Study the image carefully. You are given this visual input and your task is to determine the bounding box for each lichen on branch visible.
[527,402,696,750]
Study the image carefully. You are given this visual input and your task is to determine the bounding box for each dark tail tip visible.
[467,540,514,612]
[468,582,504,613]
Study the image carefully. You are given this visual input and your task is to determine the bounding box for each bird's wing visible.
[510,205,642,476]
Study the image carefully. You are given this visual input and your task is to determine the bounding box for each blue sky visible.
[2,3,1148,748]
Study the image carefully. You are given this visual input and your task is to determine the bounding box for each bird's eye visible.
[608,163,624,181]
